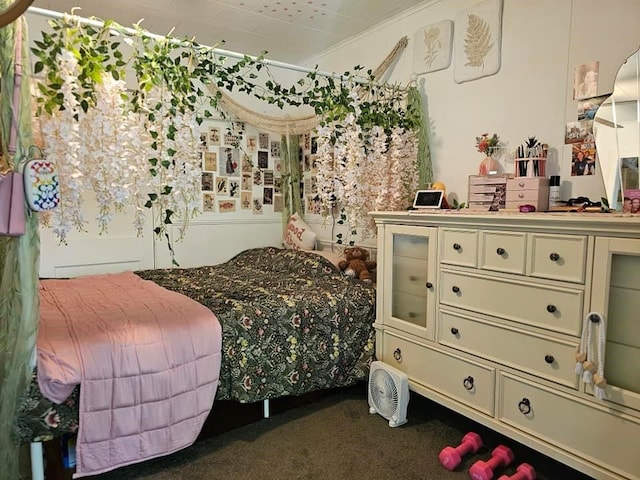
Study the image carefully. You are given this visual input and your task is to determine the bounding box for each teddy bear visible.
[338,247,377,283]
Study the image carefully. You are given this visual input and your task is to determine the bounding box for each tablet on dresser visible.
[411,189,444,209]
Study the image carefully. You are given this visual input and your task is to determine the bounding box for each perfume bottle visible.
[549,175,561,208]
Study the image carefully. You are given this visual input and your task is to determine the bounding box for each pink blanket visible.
[37,271,222,478]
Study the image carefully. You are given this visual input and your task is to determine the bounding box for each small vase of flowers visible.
[475,132,502,175]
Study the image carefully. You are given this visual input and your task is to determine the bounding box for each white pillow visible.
[309,249,343,268]
[283,213,317,250]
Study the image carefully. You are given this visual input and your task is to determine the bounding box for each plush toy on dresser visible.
[338,247,377,283]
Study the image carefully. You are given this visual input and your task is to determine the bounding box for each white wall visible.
[304,0,640,206]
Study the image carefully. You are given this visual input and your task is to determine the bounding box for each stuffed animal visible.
[338,247,377,283]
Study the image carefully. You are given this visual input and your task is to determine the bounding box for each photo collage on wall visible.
[200,124,321,216]
[565,61,609,177]
[200,121,283,215]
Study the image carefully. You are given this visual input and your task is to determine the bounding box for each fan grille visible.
[369,368,399,418]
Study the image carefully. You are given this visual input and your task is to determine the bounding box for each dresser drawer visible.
[505,190,544,202]
[529,233,587,283]
[440,229,478,267]
[500,373,640,480]
[480,231,527,274]
[439,310,579,388]
[440,270,583,336]
[392,256,428,297]
[382,332,495,416]
[507,177,548,190]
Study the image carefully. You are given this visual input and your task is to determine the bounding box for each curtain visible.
[287,134,303,218]
[280,133,303,228]
[0,11,40,480]
[280,134,291,232]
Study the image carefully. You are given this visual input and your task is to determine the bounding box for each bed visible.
[14,247,376,477]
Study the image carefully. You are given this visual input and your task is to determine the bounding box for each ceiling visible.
[30,0,428,64]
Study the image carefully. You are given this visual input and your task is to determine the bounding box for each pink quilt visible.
[37,271,222,478]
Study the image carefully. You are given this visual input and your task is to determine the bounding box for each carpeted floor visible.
[87,384,594,480]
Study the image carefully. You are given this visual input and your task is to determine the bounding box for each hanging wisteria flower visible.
[38,47,202,248]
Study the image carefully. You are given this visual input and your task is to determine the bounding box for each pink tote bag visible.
[0,171,26,236]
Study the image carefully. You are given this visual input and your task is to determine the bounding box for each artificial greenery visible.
[30,15,420,250]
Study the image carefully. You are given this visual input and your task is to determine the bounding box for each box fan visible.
[368,361,409,427]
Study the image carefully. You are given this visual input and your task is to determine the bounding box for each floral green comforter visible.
[14,247,376,444]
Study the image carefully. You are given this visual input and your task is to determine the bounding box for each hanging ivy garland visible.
[31,15,423,259]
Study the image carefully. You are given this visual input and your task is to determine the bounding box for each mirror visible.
[594,48,640,212]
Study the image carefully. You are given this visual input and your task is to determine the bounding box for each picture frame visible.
[413,20,453,75]
[454,0,503,84]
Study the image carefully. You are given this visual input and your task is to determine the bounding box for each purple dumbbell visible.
[439,432,483,471]
[469,445,515,480]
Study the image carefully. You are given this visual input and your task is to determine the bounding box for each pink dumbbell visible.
[498,463,536,480]
[439,432,483,471]
[469,445,515,480]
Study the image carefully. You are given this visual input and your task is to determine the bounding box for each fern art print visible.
[454,0,503,83]
[464,13,494,69]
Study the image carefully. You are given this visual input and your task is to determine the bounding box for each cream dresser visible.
[372,211,640,480]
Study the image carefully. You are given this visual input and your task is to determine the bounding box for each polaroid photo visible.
[264,187,273,205]
[241,173,252,191]
[263,170,274,186]
[273,194,283,213]
[203,151,217,172]
[241,191,252,210]
[203,192,215,212]
[253,169,263,186]
[209,127,221,146]
[201,172,214,191]
[270,140,281,158]
[220,147,240,176]
[218,200,236,213]
[246,136,257,152]
[216,176,228,195]
[253,197,263,214]
[258,133,269,150]
[229,179,240,198]
[258,151,269,169]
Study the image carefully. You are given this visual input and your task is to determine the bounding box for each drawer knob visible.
[518,193,524,198]
[518,398,532,415]
[546,304,556,313]
[393,348,402,362]
[463,376,474,391]
[453,243,461,251]
[426,281,433,289]
[452,286,460,294]
[496,247,506,255]
[518,181,525,187]
[544,354,555,364]
[589,313,602,323]
[549,252,560,262]
[450,327,459,335]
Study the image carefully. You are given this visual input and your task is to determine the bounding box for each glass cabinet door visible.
[382,225,437,340]
[590,237,640,412]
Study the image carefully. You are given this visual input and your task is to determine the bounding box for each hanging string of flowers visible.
[31,14,423,256]
[312,89,420,240]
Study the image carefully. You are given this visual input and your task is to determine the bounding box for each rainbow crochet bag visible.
[23,146,59,212]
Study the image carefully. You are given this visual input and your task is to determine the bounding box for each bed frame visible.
[38,386,356,480]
